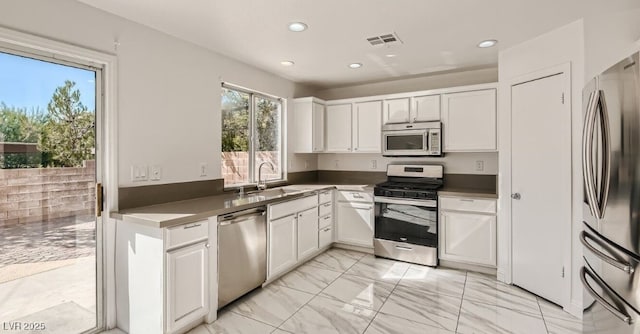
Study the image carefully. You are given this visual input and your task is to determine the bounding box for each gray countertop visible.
[111,184,372,228]
[112,181,496,228]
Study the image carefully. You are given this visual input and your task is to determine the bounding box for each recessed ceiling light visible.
[280,60,295,66]
[288,22,308,32]
[477,39,498,48]
[349,63,363,69]
[385,54,396,58]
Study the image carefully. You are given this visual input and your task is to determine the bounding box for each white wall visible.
[0,0,316,189]
[317,152,497,175]
[583,8,640,83]
[314,67,498,100]
[498,20,585,315]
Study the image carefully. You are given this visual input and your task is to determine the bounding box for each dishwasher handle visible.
[219,208,266,225]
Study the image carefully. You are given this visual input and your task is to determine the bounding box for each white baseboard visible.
[440,260,497,276]
[566,299,583,319]
[332,242,374,254]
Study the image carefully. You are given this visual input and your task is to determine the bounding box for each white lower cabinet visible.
[297,207,319,259]
[117,218,213,334]
[319,225,333,248]
[268,214,298,278]
[439,196,497,267]
[336,201,374,248]
[166,241,209,333]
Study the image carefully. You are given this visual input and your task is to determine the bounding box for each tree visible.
[0,104,47,168]
[38,80,95,167]
[221,89,280,152]
[0,103,45,143]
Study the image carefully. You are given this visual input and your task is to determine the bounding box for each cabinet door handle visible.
[460,199,474,202]
[205,243,210,248]
[323,228,331,232]
[323,216,331,220]
[323,203,331,208]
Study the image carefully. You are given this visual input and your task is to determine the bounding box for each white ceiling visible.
[77,0,637,88]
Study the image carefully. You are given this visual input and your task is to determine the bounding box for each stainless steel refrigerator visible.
[581,51,640,333]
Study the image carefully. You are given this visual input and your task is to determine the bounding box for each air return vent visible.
[366,32,403,47]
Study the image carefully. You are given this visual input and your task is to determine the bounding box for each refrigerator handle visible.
[580,230,634,274]
[597,91,611,218]
[583,90,601,219]
[580,266,632,324]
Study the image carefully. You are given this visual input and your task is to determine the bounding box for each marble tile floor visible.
[180,247,584,334]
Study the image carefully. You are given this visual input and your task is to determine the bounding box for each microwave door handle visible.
[425,131,429,153]
[597,91,611,218]
[583,90,601,219]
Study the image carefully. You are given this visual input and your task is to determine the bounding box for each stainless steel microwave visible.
[382,122,442,156]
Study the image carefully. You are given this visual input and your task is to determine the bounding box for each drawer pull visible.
[459,199,474,202]
[400,237,407,241]
[184,223,202,229]
[323,216,331,220]
[324,203,331,207]
[322,228,331,232]
[205,243,210,248]
[395,245,413,251]
[352,193,364,199]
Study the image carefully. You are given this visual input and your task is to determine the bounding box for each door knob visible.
[511,193,521,200]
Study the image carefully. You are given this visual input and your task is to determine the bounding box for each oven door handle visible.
[374,196,436,208]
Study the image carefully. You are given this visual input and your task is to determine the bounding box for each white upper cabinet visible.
[441,89,497,152]
[325,104,353,152]
[412,95,440,122]
[293,98,325,153]
[312,102,325,152]
[353,101,382,153]
[383,98,410,124]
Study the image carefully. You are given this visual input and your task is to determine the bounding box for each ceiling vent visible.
[366,32,403,47]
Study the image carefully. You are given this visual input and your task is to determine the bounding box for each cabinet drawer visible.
[270,195,318,220]
[319,190,333,204]
[439,197,496,214]
[165,221,208,250]
[319,202,332,217]
[319,214,333,229]
[319,226,333,248]
[337,191,373,203]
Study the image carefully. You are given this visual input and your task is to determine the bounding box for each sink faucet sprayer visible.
[257,161,276,191]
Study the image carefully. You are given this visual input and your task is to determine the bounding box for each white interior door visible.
[511,72,570,306]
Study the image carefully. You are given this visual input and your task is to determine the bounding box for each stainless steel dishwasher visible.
[217,206,267,309]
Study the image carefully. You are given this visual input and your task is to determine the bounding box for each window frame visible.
[221,82,287,189]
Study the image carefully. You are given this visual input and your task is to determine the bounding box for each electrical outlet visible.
[200,163,208,177]
[475,160,484,172]
[371,159,377,169]
[150,165,162,181]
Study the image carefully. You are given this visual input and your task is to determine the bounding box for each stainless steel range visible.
[373,164,443,266]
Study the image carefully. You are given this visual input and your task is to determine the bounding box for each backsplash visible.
[316,152,498,175]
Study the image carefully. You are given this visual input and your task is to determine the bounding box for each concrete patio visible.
[0,216,97,333]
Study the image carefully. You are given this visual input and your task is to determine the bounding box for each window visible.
[221,84,284,187]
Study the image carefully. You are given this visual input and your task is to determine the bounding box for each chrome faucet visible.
[257,161,275,191]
